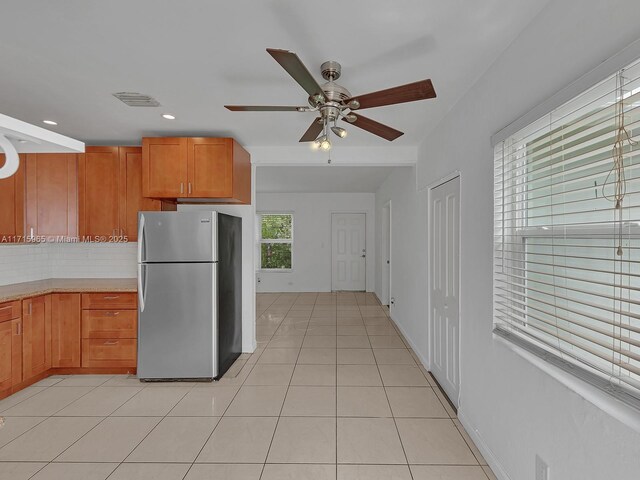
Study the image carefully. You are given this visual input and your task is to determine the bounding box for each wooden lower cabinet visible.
[1,304,23,395]
[81,292,137,368]
[0,320,12,393]
[82,339,137,368]
[11,318,22,388]
[82,310,137,339]
[22,295,51,380]
[51,294,81,368]
[0,291,138,400]
[82,293,137,310]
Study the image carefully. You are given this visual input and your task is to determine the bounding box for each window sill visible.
[258,269,293,274]
[494,329,640,433]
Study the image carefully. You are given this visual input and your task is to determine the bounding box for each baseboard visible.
[458,410,512,480]
[378,296,430,371]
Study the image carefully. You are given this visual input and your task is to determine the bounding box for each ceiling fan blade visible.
[345,79,436,109]
[225,105,306,112]
[344,114,404,141]
[299,118,324,142]
[267,48,325,99]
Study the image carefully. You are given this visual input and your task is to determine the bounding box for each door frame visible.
[330,211,367,292]
[381,201,392,306]
[427,171,461,405]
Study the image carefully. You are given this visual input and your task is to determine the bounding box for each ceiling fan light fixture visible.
[331,126,347,138]
[314,134,331,151]
[320,138,332,151]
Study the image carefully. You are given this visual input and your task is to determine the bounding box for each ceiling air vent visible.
[112,92,161,107]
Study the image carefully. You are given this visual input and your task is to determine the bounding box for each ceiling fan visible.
[225,48,436,150]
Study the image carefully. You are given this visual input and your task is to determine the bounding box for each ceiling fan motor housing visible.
[321,60,341,81]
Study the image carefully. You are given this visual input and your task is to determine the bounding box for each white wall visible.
[256,192,376,293]
[375,1,640,479]
[0,243,136,286]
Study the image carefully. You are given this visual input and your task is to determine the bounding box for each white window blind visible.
[494,57,640,402]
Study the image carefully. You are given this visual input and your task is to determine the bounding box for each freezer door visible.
[137,262,218,379]
[138,211,217,263]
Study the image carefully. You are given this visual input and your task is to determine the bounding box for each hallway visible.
[250,291,495,479]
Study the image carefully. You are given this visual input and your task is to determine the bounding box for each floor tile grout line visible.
[0,376,115,461]
[181,338,264,480]
[373,331,415,479]
[259,292,310,478]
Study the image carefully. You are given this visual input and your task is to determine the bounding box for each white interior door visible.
[332,213,366,291]
[429,176,460,406]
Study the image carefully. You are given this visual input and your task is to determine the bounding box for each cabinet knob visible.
[188,182,192,195]
[180,183,184,194]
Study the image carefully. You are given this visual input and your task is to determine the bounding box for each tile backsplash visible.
[0,244,49,285]
[0,243,137,286]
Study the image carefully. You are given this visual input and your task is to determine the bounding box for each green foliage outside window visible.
[261,243,292,269]
[260,214,292,269]
[261,214,292,239]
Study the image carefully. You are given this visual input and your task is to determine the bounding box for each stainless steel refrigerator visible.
[137,211,242,381]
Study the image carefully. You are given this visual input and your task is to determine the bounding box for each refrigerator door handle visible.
[138,214,146,262]
[138,264,147,312]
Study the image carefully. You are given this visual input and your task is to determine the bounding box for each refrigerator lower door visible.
[138,262,217,380]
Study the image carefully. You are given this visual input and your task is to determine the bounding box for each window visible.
[494,58,640,403]
[259,213,293,270]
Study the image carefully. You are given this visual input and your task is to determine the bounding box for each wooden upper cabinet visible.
[22,295,51,380]
[0,154,25,243]
[78,147,121,240]
[50,293,81,368]
[142,137,250,203]
[120,147,161,241]
[188,138,233,197]
[142,137,188,198]
[25,153,78,240]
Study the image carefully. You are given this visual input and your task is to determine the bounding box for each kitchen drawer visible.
[82,310,137,339]
[81,338,137,368]
[0,301,21,323]
[82,293,137,310]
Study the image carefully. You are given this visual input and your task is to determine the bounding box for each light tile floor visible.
[0,292,496,480]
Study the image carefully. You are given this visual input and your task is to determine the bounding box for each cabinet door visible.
[0,154,25,243]
[22,296,51,379]
[187,138,233,197]
[120,147,161,241]
[25,154,78,240]
[78,147,121,241]
[51,293,81,368]
[12,318,22,387]
[142,138,188,198]
[0,321,12,392]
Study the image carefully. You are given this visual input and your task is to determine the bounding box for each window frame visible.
[492,57,640,410]
[257,212,294,272]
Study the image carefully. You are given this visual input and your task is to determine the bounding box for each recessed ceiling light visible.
[162,114,176,120]
[43,120,58,125]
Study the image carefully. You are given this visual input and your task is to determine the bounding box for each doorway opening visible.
[381,201,392,306]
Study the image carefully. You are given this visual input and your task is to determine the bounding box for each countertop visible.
[0,278,137,303]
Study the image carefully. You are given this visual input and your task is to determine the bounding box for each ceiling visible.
[256,166,403,193]
[0,0,549,148]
